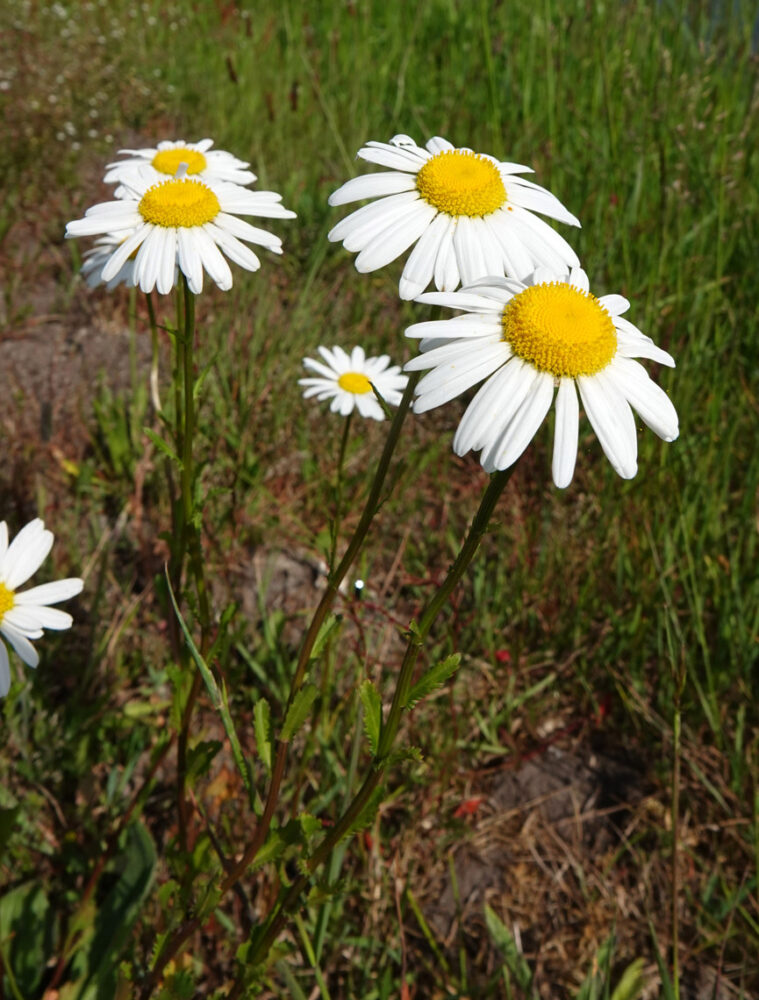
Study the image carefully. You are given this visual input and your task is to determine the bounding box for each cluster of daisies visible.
[3,131,679,698]
[66,138,296,295]
[306,132,677,491]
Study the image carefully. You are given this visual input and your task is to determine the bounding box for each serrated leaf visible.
[610,958,648,1000]
[143,427,181,466]
[386,745,424,768]
[298,813,322,840]
[251,830,285,869]
[309,613,342,661]
[281,684,318,741]
[359,679,381,755]
[405,653,461,709]
[254,698,272,772]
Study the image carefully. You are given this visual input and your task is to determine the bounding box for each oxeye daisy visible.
[104,138,257,189]
[299,346,408,421]
[0,518,84,697]
[328,134,580,299]
[65,172,296,295]
[405,268,679,487]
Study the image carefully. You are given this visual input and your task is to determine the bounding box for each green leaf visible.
[143,427,181,466]
[359,679,381,755]
[309,613,342,662]
[484,904,537,996]
[610,959,648,1000]
[405,653,461,709]
[0,882,55,997]
[281,684,318,742]
[254,698,272,772]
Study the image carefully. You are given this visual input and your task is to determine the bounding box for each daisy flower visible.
[65,171,296,295]
[104,138,257,189]
[0,518,84,697]
[405,267,678,487]
[328,134,580,299]
[299,346,408,420]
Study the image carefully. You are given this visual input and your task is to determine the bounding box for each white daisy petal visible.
[413,341,508,412]
[0,623,40,668]
[3,523,53,590]
[552,377,580,488]
[611,358,679,441]
[329,172,418,207]
[578,373,638,479]
[15,579,83,605]
[354,201,437,273]
[598,293,630,317]
[399,213,451,300]
[487,372,555,472]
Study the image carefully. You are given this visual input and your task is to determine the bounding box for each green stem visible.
[221,372,419,891]
[329,411,353,572]
[145,291,162,414]
[245,466,514,968]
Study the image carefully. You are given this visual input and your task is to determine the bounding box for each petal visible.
[483,372,554,472]
[453,215,488,286]
[328,191,421,247]
[477,360,542,466]
[611,358,679,441]
[0,622,39,668]
[329,171,418,207]
[552,377,580,488]
[413,341,509,412]
[3,521,53,590]
[453,358,527,455]
[5,605,73,632]
[100,228,148,283]
[177,227,204,293]
[578,372,638,479]
[195,226,233,291]
[354,201,437,273]
[598,293,630,317]
[398,213,451,300]
[15,579,83,606]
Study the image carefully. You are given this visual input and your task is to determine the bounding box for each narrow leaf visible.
[359,679,381,756]
[281,684,318,741]
[310,613,342,661]
[485,904,537,995]
[143,427,181,466]
[254,698,272,772]
[405,653,461,710]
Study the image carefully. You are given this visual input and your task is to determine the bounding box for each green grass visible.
[1,0,758,996]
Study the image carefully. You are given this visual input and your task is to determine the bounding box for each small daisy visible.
[405,268,678,487]
[65,171,296,295]
[104,138,257,189]
[299,346,408,420]
[328,134,580,299]
[0,518,84,697]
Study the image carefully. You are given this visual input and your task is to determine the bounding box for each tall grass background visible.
[0,0,757,996]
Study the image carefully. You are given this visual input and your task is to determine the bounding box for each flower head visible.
[405,268,678,486]
[0,518,84,697]
[104,138,257,190]
[328,134,580,299]
[66,171,296,295]
[299,346,408,420]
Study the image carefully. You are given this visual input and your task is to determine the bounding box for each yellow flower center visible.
[502,282,617,378]
[151,147,208,176]
[416,150,506,217]
[0,582,15,621]
[138,178,220,229]
[337,372,372,394]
